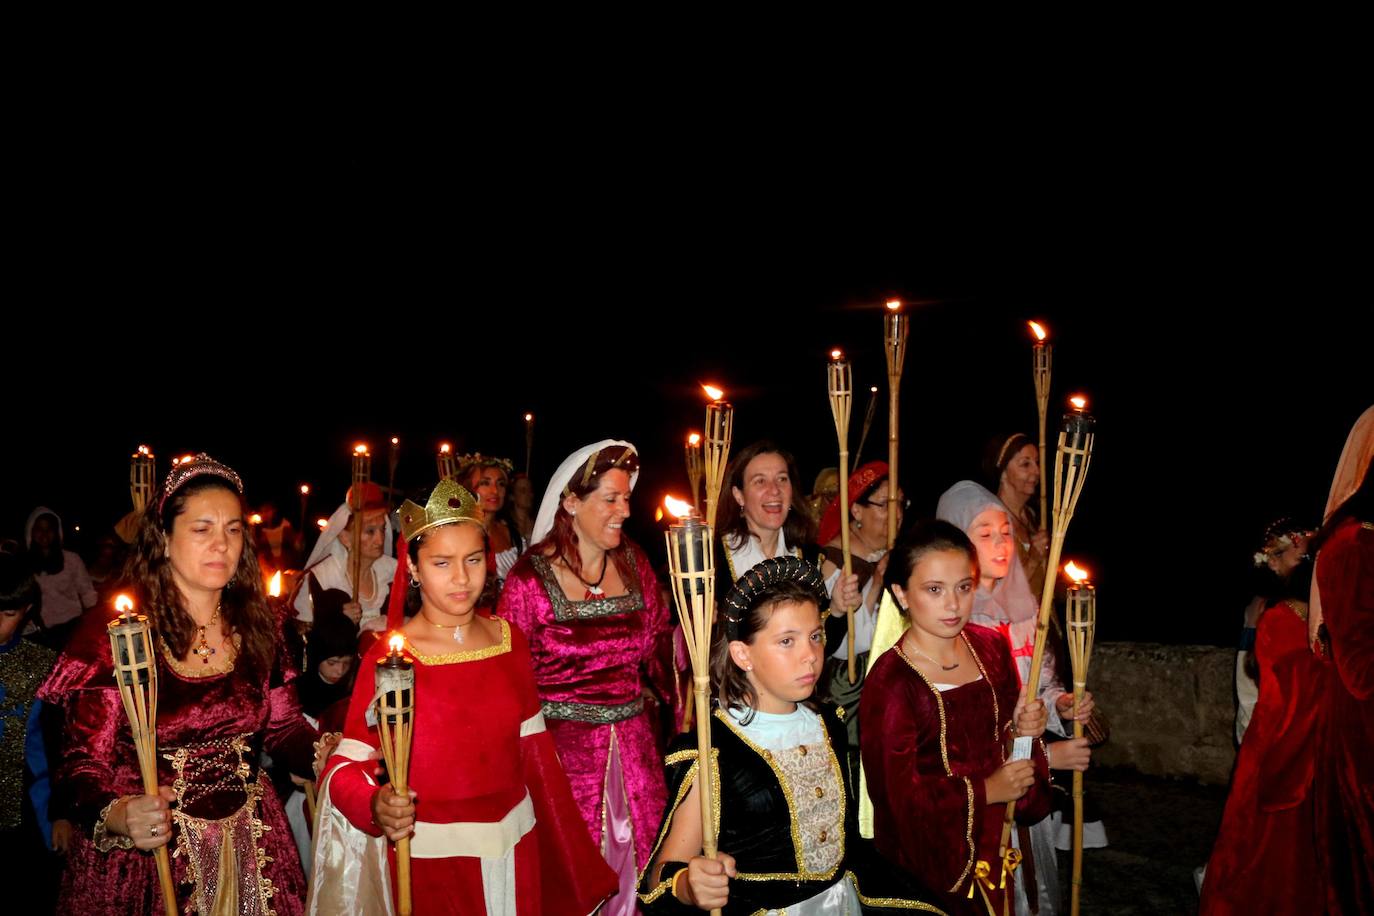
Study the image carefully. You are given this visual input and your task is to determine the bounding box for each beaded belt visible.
[541,696,644,724]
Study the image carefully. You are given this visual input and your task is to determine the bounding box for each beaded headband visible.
[157,453,244,514]
[721,556,828,640]
[561,446,638,498]
[398,479,486,542]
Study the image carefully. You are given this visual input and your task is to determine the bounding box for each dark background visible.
[6,119,1367,646]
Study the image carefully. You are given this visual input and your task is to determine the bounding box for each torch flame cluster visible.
[1064,560,1090,584]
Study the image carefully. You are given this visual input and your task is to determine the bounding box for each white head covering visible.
[304,501,395,573]
[936,480,1039,624]
[1310,404,1374,643]
[531,439,639,546]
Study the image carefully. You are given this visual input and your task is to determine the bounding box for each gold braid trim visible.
[894,634,998,895]
[852,869,952,913]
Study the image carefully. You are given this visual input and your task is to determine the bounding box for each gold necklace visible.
[902,633,960,671]
[192,604,221,665]
[424,613,476,643]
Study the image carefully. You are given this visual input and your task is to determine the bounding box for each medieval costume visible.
[862,623,1052,916]
[1199,596,1326,913]
[495,440,680,915]
[39,608,317,915]
[639,556,941,915]
[308,478,615,915]
[1312,404,1374,914]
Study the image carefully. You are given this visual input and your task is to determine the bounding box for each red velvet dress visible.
[1314,518,1374,915]
[315,616,616,915]
[1199,599,1326,914]
[861,624,1052,916]
[38,609,318,915]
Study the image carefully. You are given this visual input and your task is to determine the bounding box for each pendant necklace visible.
[905,635,959,671]
[577,553,609,600]
[427,615,475,643]
[193,604,221,664]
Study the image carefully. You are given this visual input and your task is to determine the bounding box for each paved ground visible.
[1051,766,1226,915]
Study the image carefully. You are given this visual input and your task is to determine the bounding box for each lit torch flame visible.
[702,384,724,402]
[268,571,282,597]
[885,299,902,311]
[439,442,451,454]
[354,443,369,455]
[870,385,879,393]
[114,594,134,618]
[388,633,405,655]
[300,484,310,495]
[664,495,694,519]
[654,506,664,522]
[1029,320,1048,341]
[1069,395,1087,411]
[391,437,399,446]
[137,444,151,456]
[688,432,701,446]
[249,513,263,525]
[1065,561,1090,584]
[831,348,843,360]
[524,413,533,422]
[316,517,329,529]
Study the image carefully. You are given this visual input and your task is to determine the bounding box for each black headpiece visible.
[721,555,827,640]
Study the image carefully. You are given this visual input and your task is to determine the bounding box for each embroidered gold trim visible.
[713,708,844,882]
[893,633,999,895]
[852,869,951,913]
[410,618,512,666]
[92,797,135,851]
[664,749,699,766]
[636,750,720,903]
[159,632,241,678]
[165,734,277,915]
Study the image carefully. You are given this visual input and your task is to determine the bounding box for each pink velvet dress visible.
[495,541,680,915]
[38,609,317,915]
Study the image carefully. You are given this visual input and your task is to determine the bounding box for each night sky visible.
[8,129,1367,647]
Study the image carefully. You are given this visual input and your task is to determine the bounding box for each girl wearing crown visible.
[308,479,615,915]
[38,454,321,914]
[638,556,941,914]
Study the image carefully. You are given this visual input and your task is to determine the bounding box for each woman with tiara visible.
[308,479,615,915]
[40,454,319,914]
[496,440,682,916]
[458,453,526,586]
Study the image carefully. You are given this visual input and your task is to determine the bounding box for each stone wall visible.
[1086,642,1236,785]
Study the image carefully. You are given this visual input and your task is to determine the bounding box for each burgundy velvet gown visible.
[861,623,1052,916]
[38,609,317,915]
[1199,599,1327,914]
[1314,518,1374,915]
[317,615,616,915]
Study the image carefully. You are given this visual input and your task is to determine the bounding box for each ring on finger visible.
[150,825,160,837]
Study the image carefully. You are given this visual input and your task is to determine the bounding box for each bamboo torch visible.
[827,350,858,683]
[1029,321,1052,530]
[1000,395,1095,873]
[436,442,458,482]
[685,433,704,514]
[350,444,372,605]
[1064,561,1096,916]
[376,634,416,916]
[524,413,535,476]
[298,484,310,533]
[388,438,400,510]
[854,386,879,467]
[130,445,155,512]
[701,385,734,533]
[108,595,178,916]
[883,301,909,550]
[664,497,721,916]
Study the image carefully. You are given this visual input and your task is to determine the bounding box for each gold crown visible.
[397,479,486,542]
